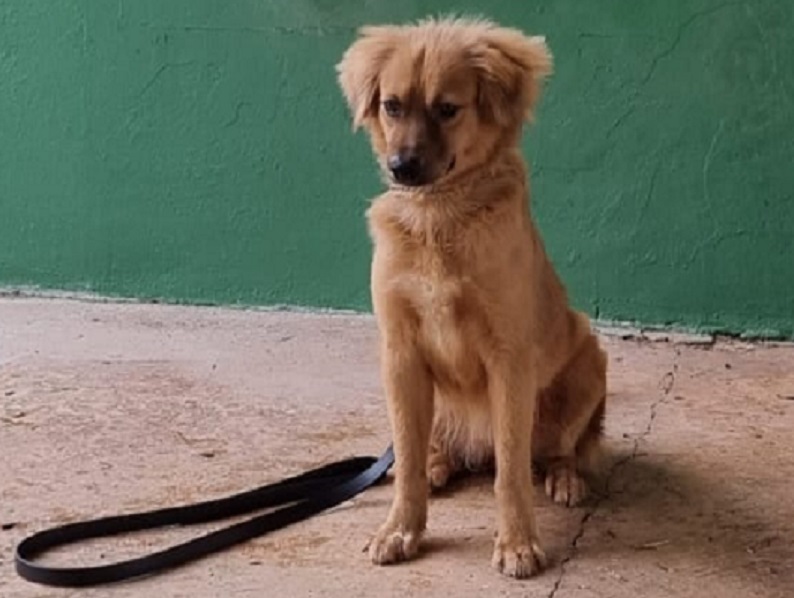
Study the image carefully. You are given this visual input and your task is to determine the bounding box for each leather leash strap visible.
[15,446,394,588]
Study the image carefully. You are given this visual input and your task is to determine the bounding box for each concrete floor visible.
[1,297,793,598]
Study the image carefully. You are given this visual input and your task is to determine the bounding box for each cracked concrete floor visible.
[1,297,793,598]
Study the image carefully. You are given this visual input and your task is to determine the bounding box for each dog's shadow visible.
[586,453,791,579]
[413,451,793,591]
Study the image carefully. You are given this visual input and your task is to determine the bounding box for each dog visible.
[336,17,608,579]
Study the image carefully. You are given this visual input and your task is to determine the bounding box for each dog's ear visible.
[336,26,400,131]
[471,29,552,127]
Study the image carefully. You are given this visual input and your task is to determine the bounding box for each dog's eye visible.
[382,98,402,118]
[436,102,460,121]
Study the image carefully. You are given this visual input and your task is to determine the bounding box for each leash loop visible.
[15,446,394,587]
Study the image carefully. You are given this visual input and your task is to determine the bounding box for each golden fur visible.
[337,17,608,579]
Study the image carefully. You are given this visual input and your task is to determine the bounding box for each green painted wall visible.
[1,1,792,337]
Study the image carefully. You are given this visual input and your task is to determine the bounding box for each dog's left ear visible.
[471,28,553,127]
[336,26,400,131]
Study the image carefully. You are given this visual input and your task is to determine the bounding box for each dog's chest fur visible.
[370,197,497,394]
[411,257,483,392]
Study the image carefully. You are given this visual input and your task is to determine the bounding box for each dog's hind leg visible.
[534,330,607,507]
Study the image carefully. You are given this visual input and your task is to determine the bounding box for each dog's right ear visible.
[336,26,399,131]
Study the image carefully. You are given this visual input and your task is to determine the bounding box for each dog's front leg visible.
[368,337,433,565]
[489,358,547,578]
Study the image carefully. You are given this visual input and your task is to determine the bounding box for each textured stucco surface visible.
[1,298,794,597]
[1,1,792,336]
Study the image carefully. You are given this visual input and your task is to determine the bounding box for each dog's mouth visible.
[446,156,456,174]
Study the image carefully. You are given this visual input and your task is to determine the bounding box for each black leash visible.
[15,445,394,588]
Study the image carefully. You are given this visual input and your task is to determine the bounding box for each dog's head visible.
[336,17,552,187]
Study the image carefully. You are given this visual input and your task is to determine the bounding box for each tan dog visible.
[336,17,607,579]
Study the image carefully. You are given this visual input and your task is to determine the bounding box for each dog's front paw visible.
[367,522,423,565]
[545,461,588,507]
[492,536,547,578]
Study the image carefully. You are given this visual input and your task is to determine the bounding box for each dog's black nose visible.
[387,153,423,185]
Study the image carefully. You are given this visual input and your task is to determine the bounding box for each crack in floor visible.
[547,348,680,598]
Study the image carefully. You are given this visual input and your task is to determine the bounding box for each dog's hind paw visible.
[544,459,588,507]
